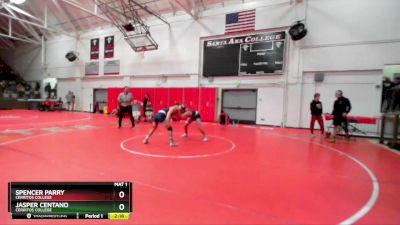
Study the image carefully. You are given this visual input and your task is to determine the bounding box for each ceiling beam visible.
[129,0,169,25]
[1,19,24,38]
[191,0,200,18]
[3,3,44,23]
[61,0,111,23]
[0,38,16,48]
[43,1,48,27]
[169,0,198,20]
[8,17,12,36]
[152,1,162,16]
[0,20,41,45]
[52,0,79,35]
[0,11,75,37]
[168,1,177,15]
[0,33,40,45]
[23,2,48,39]
[200,0,206,10]
[3,5,42,42]
[0,39,12,49]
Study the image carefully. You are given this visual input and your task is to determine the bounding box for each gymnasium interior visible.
[0,0,400,224]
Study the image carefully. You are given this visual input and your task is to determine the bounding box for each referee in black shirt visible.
[330,90,352,143]
[118,87,135,128]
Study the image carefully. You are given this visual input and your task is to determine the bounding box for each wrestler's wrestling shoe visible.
[143,136,149,144]
[203,135,208,142]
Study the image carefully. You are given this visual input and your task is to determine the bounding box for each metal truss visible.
[0,0,76,47]
[94,0,169,52]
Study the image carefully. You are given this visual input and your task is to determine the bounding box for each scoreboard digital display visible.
[8,182,132,220]
[202,31,286,77]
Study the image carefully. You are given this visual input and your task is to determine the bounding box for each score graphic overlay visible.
[8,182,132,220]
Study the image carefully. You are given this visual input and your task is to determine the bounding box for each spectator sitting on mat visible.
[132,101,143,122]
[39,98,53,111]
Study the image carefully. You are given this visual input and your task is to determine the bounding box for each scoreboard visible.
[202,31,286,77]
[8,182,132,220]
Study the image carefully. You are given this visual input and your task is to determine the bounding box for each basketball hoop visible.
[95,0,163,53]
[125,33,158,52]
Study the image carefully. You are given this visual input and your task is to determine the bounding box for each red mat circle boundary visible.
[265,132,380,224]
[120,134,236,159]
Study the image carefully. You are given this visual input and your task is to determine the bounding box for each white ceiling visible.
[0,0,252,48]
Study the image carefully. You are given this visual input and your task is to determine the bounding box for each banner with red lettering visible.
[104,36,114,59]
[90,38,100,60]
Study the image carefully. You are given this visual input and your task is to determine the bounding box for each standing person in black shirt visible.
[330,90,352,143]
[382,77,394,112]
[143,93,150,121]
[310,93,324,136]
[118,87,135,128]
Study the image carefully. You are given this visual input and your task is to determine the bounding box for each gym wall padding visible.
[107,87,217,122]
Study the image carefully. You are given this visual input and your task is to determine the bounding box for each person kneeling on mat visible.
[143,104,186,146]
[180,108,208,141]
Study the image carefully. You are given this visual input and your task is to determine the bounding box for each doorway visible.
[93,89,108,113]
[222,89,257,124]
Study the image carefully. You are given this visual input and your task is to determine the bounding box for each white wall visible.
[257,86,284,126]
[285,0,400,127]
[1,0,399,126]
[57,78,82,111]
[299,71,382,128]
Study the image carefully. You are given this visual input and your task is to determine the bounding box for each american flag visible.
[225,9,256,34]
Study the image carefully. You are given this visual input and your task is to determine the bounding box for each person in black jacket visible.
[330,90,352,143]
[310,93,324,136]
[143,93,150,121]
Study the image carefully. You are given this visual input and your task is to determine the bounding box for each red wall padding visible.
[184,88,200,110]
[169,88,184,105]
[108,87,217,122]
[107,88,124,113]
[154,88,169,112]
[129,88,142,103]
[200,88,217,122]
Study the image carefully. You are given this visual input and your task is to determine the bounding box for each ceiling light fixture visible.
[10,0,26,5]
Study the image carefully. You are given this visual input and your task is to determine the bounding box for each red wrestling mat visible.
[0,110,399,224]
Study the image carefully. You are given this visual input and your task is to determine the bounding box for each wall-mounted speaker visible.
[314,72,324,82]
[65,51,77,62]
[289,21,307,41]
